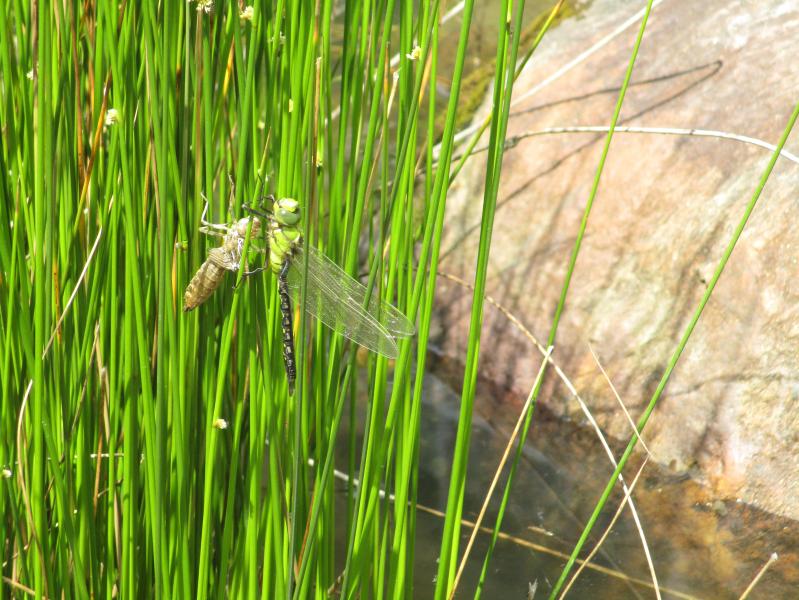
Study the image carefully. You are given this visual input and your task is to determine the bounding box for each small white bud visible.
[213,418,228,430]
[104,108,120,126]
[240,6,254,21]
[406,45,421,61]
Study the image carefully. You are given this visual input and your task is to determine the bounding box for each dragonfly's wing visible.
[285,245,415,358]
[296,246,416,336]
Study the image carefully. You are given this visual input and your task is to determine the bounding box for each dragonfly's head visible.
[274,197,300,228]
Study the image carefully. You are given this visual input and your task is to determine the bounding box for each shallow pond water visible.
[402,358,799,598]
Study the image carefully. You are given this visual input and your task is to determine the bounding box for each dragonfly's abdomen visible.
[183,260,227,311]
[278,260,297,394]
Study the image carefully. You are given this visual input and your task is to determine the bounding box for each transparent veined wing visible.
[285,245,416,358]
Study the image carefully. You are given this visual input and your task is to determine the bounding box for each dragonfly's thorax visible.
[267,218,302,273]
[267,199,302,273]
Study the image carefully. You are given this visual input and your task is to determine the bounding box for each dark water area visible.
[407,356,799,598]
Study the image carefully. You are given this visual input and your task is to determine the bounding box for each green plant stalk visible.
[448,0,564,186]
[215,392,247,600]
[433,0,522,596]
[113,3,153,595]
[246,350,263,598]
[341,73,410,600]
[32,2,54,596]
[306,8,337,590]
[385,2,430,587]
[195,5,257,595]
[339,0,458,589]
[315,0,415,592]
[0,0,540,595]
[293,369,352,598]
[335,0,474,592]
[467,5,569,598]
[336,3,405,595]
[141,1,171,593]
[159,2,180,595]
[196,208,260,597]
[463,1,656,595]
[284,4,321,598]
[41,421,89,597]
[173,20,193,587]
[341,3,395,276]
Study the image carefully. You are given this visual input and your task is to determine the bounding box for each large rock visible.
[435,0,799,519]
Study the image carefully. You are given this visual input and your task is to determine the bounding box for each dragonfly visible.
[244,194,416,394]
[183,201,263,311]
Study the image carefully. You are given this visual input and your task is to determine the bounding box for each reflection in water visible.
[406,362,799,598]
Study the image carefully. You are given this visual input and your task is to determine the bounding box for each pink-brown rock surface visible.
[435,0,799,519]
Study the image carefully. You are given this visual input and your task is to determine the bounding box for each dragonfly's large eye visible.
[277,208,300,226]
[278,197,299,211]
[276,198,300,226]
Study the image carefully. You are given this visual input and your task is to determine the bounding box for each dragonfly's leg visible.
[278,260,297,395]
[256,175,274,206]
[227,173,236,218]
[242,265,267,277]
[198,225,227,238]
[198,194,230,237]
[234,245,268,287]
[230,263,269,291]
[200,195,210,224]
[244,176,276,216]
[243,204,269,220]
